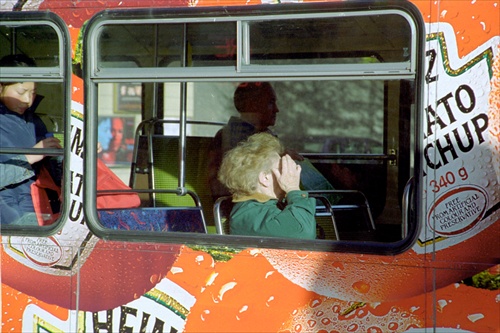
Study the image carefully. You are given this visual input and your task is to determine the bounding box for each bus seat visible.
[309,190,376,240]
[213,196,232,235]
[132,134,215,225]
[152,135,213,206]
[98,206,207,233]
[309,194,340,240]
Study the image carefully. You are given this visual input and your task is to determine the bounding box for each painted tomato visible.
[279,281,499,333]
[183,249,318,333]
[258,219,499,303]
[1,238,181,312]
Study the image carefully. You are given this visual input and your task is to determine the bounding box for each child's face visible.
[0,82,36,115]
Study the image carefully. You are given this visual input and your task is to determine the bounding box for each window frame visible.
[83,2,425,254]
[0,11,72,236]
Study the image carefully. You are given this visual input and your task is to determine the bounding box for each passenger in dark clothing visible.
[208,82,283,200]
[0,54,61,225]
[208,82,337,203]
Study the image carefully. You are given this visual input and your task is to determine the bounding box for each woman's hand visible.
[35,137,62,149]
[25,137,62,164]
[272,154,301,193]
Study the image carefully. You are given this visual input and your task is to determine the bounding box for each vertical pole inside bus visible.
[178,23,188,195]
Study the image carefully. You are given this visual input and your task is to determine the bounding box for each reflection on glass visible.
[249,15,411,65]
[94,78,412,243]
[0,25,60,67]
[98,22,236,68]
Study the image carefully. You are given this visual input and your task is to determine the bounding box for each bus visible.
[1,0,498,332]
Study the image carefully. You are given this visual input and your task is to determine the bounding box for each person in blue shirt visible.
[0,54,61,225]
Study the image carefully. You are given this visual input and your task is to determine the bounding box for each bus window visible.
[98,22,236,68]
[0,12,71,234]
[247,15,412,65]
[84,3,423,252]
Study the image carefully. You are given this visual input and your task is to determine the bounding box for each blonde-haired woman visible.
[218,132,316,239]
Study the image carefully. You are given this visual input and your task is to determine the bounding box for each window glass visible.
[95,79,411,242]
[273,81,385,154]
[248,14,412,65]
[0,24,60,67]
[86,5,420,250]
[98,22,236,68]
[0,18,67,231]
